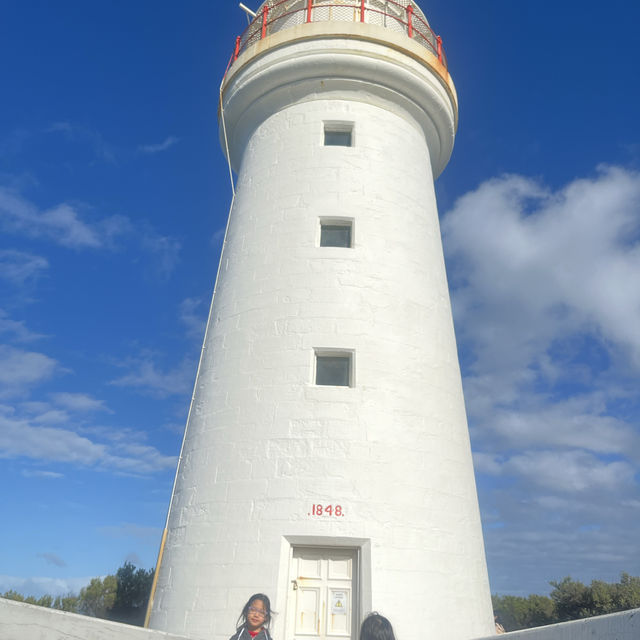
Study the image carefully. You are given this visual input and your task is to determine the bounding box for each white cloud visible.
[164,421,187,435]
[0,186,130,249]
[481,482,640,595]
[110,354,194,397]
[0,411,176,474]
[32,409,70,425]
[179,296,208,340]
[443,166,640,374]
[0,309,45,342]
[504,450,636,492]
[442,166,640,454]
[107,442,177,474]
[442,166,640,593]
[0,345,58,397]
[141,232,182,277]
[21,469,64,479]
[47,121,116,164]
[0,575,93,598]
[138,135,180,154]
[477,449,636,493]
[0,415,107,464]
[474,394,640,461]
[472,451,503,475]
[0,249,48,284]
[50,392,108,413]
[212,225,226,245]
[0,185,181,282]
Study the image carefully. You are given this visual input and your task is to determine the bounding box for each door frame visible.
[277,536,371,640]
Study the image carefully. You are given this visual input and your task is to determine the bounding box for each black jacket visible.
[230,627,272,640]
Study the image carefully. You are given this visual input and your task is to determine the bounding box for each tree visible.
[107,561,155,626]
[0,561,155,626]
[589,579,615,616]
[550,576,592,621]
[2,591,58,609]
[492,594,528,630]
[35,594,53,608]
[525,594,555,628]
[52,594,80,612]
[77,575,118,618]
[616,573,640,611]
[493,573,640,631]
[73,562,155,623]
[492,593,555,631]
[2,590,26,603]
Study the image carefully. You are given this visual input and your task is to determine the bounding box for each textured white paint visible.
[0,598,190,640]
[474,608,640,640]
[150,8,493,640]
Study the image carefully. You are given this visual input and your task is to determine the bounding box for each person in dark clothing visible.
[359,612,396,640]
[229,593,273,640]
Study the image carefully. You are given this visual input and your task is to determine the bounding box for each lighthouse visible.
[148,2,494,640]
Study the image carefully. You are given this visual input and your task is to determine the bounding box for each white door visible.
[285,547,358,640]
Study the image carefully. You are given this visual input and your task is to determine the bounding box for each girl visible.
[359,612,395,640]
[230,594,273,640]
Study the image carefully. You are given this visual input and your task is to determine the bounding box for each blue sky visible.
[1,0,639,600]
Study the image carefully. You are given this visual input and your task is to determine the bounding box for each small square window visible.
[324,122,353,147]
[315,351,353,387]
[320,220,352,248]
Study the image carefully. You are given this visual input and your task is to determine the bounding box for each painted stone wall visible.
[151,93,491,640]
[3,596,638,640]
[0,597,190,640]
[474,607,640,640]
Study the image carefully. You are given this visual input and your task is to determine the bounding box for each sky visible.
[1,0,639,602]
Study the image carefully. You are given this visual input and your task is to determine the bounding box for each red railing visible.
[224,0,446,76]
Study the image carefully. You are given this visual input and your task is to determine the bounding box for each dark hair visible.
[359,613,395,640]
[236,593,272,630]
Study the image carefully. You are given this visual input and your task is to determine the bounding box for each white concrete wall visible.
[3,596,637,640]
[474,608,640,640]
[0,597,190,640]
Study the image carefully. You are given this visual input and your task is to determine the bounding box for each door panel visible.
[298,556,322,579]
[327,587,350,635]
[328,557,351,580]
[296,587,321,635]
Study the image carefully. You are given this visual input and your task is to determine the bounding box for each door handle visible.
[291,579,298,590]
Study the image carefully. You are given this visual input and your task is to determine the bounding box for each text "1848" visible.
[310,504,344,517]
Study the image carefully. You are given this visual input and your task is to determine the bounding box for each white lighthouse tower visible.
[149,2,494,640]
